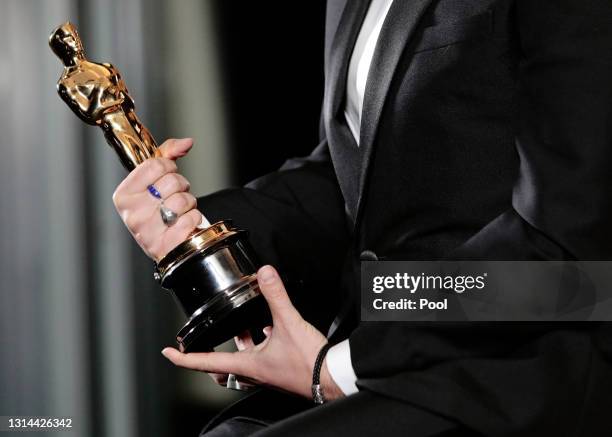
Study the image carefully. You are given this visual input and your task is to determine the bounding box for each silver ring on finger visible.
[147,184,178,227]
[159,201,179,226]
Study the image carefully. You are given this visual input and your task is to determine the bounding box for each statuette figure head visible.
[49,22,84,66]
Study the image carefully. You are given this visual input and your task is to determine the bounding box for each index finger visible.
[117,158,178,195]
[162,347,248,376]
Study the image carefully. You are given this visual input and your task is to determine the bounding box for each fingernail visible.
[259,265,277,284]
[161,348,171,358]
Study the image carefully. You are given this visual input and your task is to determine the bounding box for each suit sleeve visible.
[350,0,612,379]
[197,139,350,330]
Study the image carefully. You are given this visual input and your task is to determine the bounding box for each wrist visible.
[320,357,345,401]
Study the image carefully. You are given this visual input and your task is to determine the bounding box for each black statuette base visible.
[159,221,270,352]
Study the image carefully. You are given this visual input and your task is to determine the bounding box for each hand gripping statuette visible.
[49,22,270,356]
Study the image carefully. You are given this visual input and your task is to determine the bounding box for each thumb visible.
[257,265,299,324]
[159,138,194,160]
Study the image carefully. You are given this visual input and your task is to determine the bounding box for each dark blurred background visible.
[0,1,326,436]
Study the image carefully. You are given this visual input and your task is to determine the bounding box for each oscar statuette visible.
[49,22,270,374]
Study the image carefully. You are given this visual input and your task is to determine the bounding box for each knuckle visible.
[142,159,162,180]
[166,159,178,172]
[174,193,189,210]
[237,353,254,378]
[148,241,164,261]
[176,210,200,233]
[149,158,175,178]
[267,287,285,302]
[151,158,167,175]
[199,357,215,373]
[158,175,175,196]
[179,174,191,191]
[177,174,191,191]
[168,174,181,192]
[160,138,175,148]
[132,231,144,246]
[166,193,186,211]
[171,174,188,193]
[124,214,140,231]
[112,190,122,208]
[188,209,201,226]
[167,138,178,148]
[184,193,197,209]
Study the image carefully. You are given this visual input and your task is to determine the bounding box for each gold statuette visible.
[49,22,159,170]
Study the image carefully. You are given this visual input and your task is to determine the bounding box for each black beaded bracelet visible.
[312,342,332,404]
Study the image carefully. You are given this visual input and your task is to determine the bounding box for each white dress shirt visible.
[327,0,395,395]
[344,0,395,146]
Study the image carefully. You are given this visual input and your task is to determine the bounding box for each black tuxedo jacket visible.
[199,0,612,435]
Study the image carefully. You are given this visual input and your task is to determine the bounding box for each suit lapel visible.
[355,0,435,223]
[324,0,371,124]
